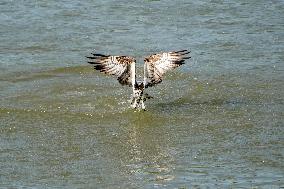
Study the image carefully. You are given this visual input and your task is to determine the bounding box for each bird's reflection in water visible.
[124,113,176,186]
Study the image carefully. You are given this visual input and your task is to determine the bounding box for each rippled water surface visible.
[1,0,284,188]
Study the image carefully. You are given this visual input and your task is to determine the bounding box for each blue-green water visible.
[0,0,283,188]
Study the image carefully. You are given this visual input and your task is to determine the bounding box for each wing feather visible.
[143,50,191,88]
[87,53,136,86]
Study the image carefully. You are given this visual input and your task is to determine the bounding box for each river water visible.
[0,0,283,188]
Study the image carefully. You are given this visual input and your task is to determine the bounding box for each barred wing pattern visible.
[143,50,191,88]
[87,54,136,86]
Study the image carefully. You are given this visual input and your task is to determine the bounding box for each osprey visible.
[87,50,191,110]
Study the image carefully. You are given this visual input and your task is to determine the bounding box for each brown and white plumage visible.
[87,54,136,86]
[143,50,190,88]
[87,50,191,110]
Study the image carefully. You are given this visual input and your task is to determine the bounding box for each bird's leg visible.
[131,86,145,110]
[130,95,138,109]
[130,95,135,105]
[136,95,141,108]
[141,97,146,110]
[131,89,140,109]
[133,90,145,110]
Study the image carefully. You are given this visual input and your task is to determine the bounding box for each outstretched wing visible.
[87,53,136,87]
[143,50,191,88]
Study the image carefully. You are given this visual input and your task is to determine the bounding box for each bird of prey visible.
[87,50,191,110]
